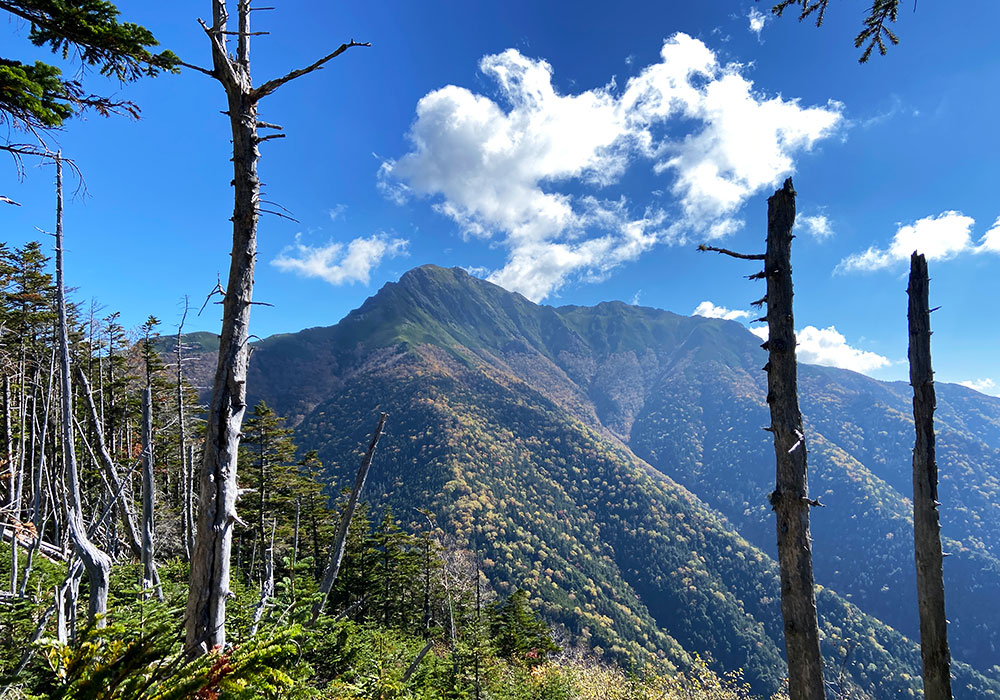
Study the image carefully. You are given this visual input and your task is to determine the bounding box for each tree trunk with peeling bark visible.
[184,2,258,644]
[184,0,368,654]
[907,252,953,700]
[54,154,112,626]
[762,178,825,700]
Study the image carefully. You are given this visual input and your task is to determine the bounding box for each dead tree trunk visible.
[186,442,195,558]
[763,179,825,700]
[184,0,368,654]
[310,412,387,623]
[75,365,142,557]
[176,299,191,560]
[54,154,112,626]
[249,518,275,637]
[140,386,163,600]
[907,252,953,700]
[4,374,16,595]
[698,177,824,699]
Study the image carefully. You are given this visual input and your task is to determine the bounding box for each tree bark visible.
[907,252,952,700]
[249,518,274,637]
[186,442,195,558]
[140,386,163,600]
[762,178,825,700]
[5,374,17,595]
[185,0,367,654]
[54,154,112,626]
[310,412,387,623]
[177,301,190,559]
[185,0,261,654]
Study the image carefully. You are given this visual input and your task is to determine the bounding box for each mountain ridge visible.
[172,264,1000,696]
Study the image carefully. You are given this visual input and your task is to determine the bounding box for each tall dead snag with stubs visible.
[907,252,953,700]
[698,178,825,700]
[183,0,368,654]
[54,155,113,625]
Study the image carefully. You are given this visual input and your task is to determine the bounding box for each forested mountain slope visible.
[180,264,1000,695]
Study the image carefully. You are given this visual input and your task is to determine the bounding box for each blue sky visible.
[2,1,999,394]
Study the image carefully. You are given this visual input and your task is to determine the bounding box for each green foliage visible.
[1,0,178,142]
[0,59,72,128]
[3,505,765,700]
[489,590,559,666]
[34,618,306,700]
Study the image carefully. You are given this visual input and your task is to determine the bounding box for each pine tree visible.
[488,589,559,667]
[1,0,178,161]
[772,0,902,62]
[238,401,296,582]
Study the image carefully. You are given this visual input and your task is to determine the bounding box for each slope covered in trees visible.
[0,243,800,699]
[201,264,1000,696]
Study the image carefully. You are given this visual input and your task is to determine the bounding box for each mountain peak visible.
[397,263,474,288]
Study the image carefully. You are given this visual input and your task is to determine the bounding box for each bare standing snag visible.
[183,0,369,654]
[698,178,825,700]
[907,252,952,700]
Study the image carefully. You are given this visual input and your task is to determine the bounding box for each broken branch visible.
[697,244,765,260]
[252,40,371,101]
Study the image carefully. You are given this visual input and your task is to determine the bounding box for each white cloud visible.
[623,36,842,237]
[631,289,642,305]
[384,33,842,301]
[959,378,1000,397]
[462,265,490,278]
[746,324,890,374]
[328,204,348,221]
[795,326,890,372]
[272,233,408,285]
[978,216,1000,254]
[747,7,769,38]
[797,214,833,239]
[837,211,978,273]
[693,300,750,320]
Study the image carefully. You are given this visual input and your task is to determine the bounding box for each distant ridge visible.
[170,264,1000,697]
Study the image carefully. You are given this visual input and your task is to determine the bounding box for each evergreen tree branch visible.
[769,0,902,62]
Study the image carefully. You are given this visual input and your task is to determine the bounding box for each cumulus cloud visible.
[747,324,890,374]
[978,216,1000,254]
[272,233,407,285]
[622,36,842,237]
[795,326,890,372]
[747,7,769,38]
[383,33,843,301]
[959,378,1000,397]
[797,214,833,240]
[693,300,750,320]
[837,211,979,273]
